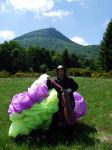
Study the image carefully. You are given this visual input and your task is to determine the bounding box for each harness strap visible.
[50,79,74,124]
[50,80,63,90]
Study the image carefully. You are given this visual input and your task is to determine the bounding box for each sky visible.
[0,0,112,45]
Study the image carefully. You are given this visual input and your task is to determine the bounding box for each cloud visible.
[0,1,8,12]
[67,0,89,7]
[1,0,72,18]
[67,0,87,2]
[67,0,77,2]
[43,10,72,18]
[71,36,88,45]
[3,0,54,13]
[0,30,16,41]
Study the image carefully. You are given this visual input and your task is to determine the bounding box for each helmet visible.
[57,65,65,70]
[56,65,66,74]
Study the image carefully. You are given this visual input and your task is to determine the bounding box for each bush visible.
[67,68,92,77]
[14,72,40,78]
[47,68,92,77]
[0,70,11,78]
[47,69,56,77]
[91,71,112,78]
[109,71,112,77]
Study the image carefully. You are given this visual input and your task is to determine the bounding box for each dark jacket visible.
[47,76,78,125]
[47,76,78,109]
[55,76,78,94]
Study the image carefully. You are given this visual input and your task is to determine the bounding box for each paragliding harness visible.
[50,80,75,124]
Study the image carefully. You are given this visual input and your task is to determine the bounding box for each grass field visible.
[0,77,112,150]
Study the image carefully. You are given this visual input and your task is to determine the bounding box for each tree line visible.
[0,41,95,73]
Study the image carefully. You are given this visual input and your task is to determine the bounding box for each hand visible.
[61,88,64,92]
[47,79,51,84]
[66,88,72,93]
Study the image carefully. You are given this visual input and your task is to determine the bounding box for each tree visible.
[0,41,12,71]
[0,41,28,73]
[62,49,70,68]
[69,53,80,68]
[40,47,52,70]
[11,47,29,72]
[52,53,63,68]
[99,19,112,71]
[28,47,53,72]
[28,47,41,72]
[89,59,98,70]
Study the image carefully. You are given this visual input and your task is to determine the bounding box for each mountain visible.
[13,28,100,59]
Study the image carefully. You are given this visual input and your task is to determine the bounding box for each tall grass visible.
[0,77,112,150]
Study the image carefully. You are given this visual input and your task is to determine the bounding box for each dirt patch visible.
[98,132,112,144]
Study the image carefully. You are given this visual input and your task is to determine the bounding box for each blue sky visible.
[0,0,112,45]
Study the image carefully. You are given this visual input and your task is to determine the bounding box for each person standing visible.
[47,65,78,126]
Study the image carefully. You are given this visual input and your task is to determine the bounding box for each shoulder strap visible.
[50,80,63,90]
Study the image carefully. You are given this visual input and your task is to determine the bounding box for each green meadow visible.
[0,77,112,150]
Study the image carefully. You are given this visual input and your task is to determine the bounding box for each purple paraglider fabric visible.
[73,91,87,119]
[8,92,31,115]
[8,74,49,116]
[28,83,48,103]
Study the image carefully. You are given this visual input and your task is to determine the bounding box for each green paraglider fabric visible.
[8,89,58,138]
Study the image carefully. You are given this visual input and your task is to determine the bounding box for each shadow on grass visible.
[13,122,99,148]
